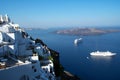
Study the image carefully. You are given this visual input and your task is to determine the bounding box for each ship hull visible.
[90,51,116,57]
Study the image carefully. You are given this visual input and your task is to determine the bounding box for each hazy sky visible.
[0,0,120,28]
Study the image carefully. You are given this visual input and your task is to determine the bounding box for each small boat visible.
[74,38,82,45]
[90,51,116,56]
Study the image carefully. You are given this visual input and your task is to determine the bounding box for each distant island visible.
[54,28,120,36]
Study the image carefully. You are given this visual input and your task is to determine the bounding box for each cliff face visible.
[49,49,63,77]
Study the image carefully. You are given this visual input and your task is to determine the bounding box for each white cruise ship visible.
[90,51,116,56]
[74,38,82,45]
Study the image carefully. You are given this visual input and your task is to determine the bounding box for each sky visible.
[0,0,120,28]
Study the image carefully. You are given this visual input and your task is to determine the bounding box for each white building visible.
[0,15,56,80]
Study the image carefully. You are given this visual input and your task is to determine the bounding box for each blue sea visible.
[26,27,120,80]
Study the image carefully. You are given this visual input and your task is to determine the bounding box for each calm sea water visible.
[26,28,120,80]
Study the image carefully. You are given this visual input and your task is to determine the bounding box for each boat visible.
[90,51,116,56]
[74,38,82,45]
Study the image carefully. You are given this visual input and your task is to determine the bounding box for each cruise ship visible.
[74,38,82,45]
[90,51,116,56]
[0,15,57,80]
